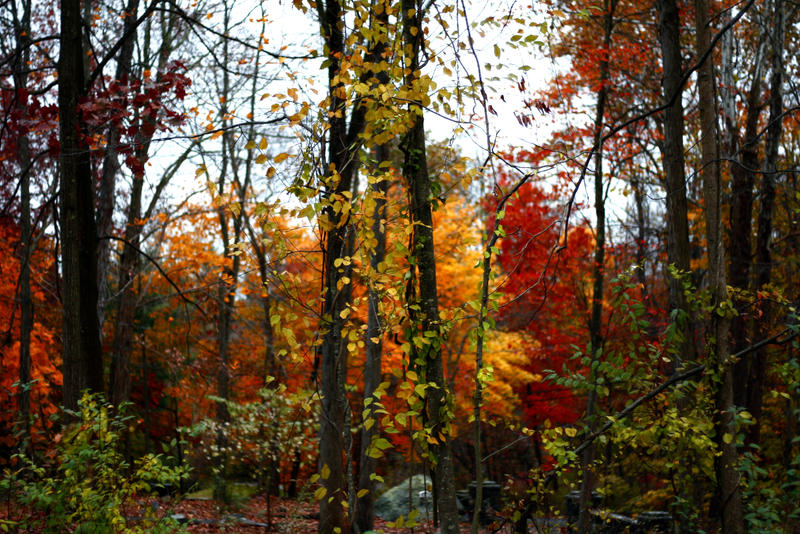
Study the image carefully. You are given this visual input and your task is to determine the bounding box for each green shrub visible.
[1,392,190,533]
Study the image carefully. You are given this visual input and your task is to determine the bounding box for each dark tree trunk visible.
[750,0,785,445]
[695,0,745,530]
[315,0,354,528]
[355,144,389,534]
[400,2,459,532]
[656,0,694,367]
[109,166,143,406]
[97,0,141,332]
[12,0,33,443]
[59,0,104,411]
[728,44,766,408]
[212,4,246,501]
[314,0,378,529]
[578,3,614,532]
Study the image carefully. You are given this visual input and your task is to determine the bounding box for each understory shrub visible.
[1,392,190,533]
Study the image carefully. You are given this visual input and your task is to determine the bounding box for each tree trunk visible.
[314,0,380,529]
[578,3,614,532]
[59,0,104,411]
[97,0,141,332]
[355,144,389,534]
[728,39,766,408]
[750,0,785,446]
[316,0,359,530]
[109,13,179,405]
[695,0,745,530]
[656,0,694,368]
[400,2,459,532]
[13,0,33,443]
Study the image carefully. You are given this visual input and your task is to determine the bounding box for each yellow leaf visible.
[357,489,369,498]
[259,137,268,150]
[321,464,330,480]
[256,154,268,164]
[314,487,327,500]
[274,152,291,163]
[245,140,257,150]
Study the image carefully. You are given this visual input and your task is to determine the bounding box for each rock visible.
[373,475,435,522]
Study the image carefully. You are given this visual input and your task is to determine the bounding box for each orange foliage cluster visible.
[0,220,61,453]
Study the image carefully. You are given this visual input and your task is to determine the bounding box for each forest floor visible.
[1,495,503,533]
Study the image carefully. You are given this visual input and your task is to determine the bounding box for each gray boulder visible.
[373,474,435,522]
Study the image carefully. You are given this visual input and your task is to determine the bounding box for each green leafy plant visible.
[186,383,318,502]
[1,392,190,533]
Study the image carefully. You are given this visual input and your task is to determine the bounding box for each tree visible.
[694,0,745,529]
[58,0,104,411]
[399,1,459,530]
[655,0,693,370]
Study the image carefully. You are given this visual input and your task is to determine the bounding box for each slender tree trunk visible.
[631,171,649,292]
[315,0,354,527]
[211,3,248,501]
[578,4,615,533]
[59,0,104,411]
[109,171,142,407]
[314,0,378,528]
[400,2,459,532]
[750,0,785,445]
[728,39,766,407]
[97,0,141,331]
[656,0,694,368]
[695,0,745,530]
[109,17,178,405]
[578,5,613,532]
[355,144,389,534]
[12,0,33,441]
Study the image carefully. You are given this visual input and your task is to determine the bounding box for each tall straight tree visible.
[751,0,785,446]
[110,7,184,406]
[655,0,693,367]
[578,2,616,532]
[400,1,459,531]
[354,4,392,530]
[694,0,745,529]
[96,0,142,332]
[10,0,32,440]
[314,0,371,530]
[58,0,104,411]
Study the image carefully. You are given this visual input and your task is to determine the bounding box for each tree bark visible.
[13,0,33,441]
[59,0,104,411]
[656,0,694,367]
[578,2,614,532]
[400,2,459,532]
[727,39,766,407]
[750,0,785,446]
[694,0,745,530]
[97,0,141,332]
[315,0,365,529]
[355,144,389,534]
[109,11,180,406]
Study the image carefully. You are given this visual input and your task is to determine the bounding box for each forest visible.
[0,0,799,532]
